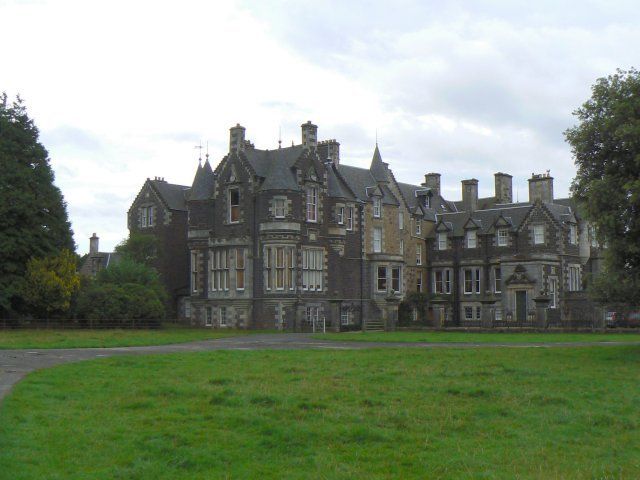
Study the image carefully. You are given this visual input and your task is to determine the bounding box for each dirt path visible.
[2,333,639,402]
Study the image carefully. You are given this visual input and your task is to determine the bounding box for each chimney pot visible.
[89,233,99,254]
[528,171,554,203]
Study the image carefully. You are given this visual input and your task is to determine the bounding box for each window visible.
[377,266,387,291]
[464,306,474,321]
[416,220,422,235]
[373,197,381,218]
[346,207,354,231]
[264,248,272,290]
[305,306,319,325]
[495,307,503,321]
[229,188,240,223]
[391,267,401,293]
[287,248,295,291]
[337,206,345,225]
[549,277,557,308]
[568,265,581,291]
[569,224,578,245]
[191,252,198,293]
[589,225,598,248]
[494,267,501,293]
[497,228,509,246]
[205,307,213,326]
[424,195,430,209]
[306,186,318,222]
[302,248,323,291]
[275,247,285,290]
[476,306,481,320]
[219,307,227,326]
[235,248,245,290]
[399,239,404,255]
[533,225,545,244]
[438,232,447,250]
[398,211,404,230]
[341,310,352,325]
[184,301,191,319]
[373,227,382,253]
[416,244,422,265]
[140,205,154,227]
[274,198,286,218]
[463,267,481,294]
[416,274,422,293]
[466,230,477,248]
[211,249,229,291]
[433,269,452,294]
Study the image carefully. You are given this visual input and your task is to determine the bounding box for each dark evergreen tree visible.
[0,93,75,316]
[565,68,640,302]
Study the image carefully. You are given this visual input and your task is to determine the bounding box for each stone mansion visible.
[126,121,603,330]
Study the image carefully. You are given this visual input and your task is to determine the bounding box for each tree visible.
[22,249,81,319]
[75,258,167,325]
[565,68,640,302]
[0,93,75,317]
[114,232,161,267]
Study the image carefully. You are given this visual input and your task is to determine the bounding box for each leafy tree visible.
[22,249,80,319]
[0,93,75,317]
[115,232,160,266]
[75,258,167,325]
[565,68,640,302]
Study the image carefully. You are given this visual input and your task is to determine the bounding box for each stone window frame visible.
[219,306,228,327]
[302,247,323,292]
[415,218,422,236]
[398,211,404,230]
[373,227,383,253]
[548,276,558,308]
[235,247,245,291]
[568,264,582,291]
[497,228,509,246]
[416,243,422,265]
[433,268,453,295]
[341,309,353,325]
[569,223,578,245]
[463,267,481,295]
[306,185,319,222]
[210,248,230,292]
[466,229,478,249]
[191,251,199,293]
[337,205,345,225]
[346,206,354,231]
[377,266,387,292]
[273,197,287,219]
[391,266,401,293]
[205,306,213,326]
[228,187,241,223]
[437,232,448,250]
[493,266,502,293]
[373,196,382,218]
[462,303,482,321]
[533,224,545,245]
[265,245,297,292]
[139,204,155,228]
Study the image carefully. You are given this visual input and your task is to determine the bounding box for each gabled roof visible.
[190,159,215,200]
[336,164,378,201]
[260,152,300,191]
[432,201,575,237]
[326,164,356,199]
[242,145,305,178]
[150,179,190,211]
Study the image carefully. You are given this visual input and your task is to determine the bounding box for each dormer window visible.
[229,188,240,223]
[424,195,430,209]
[373,197,381,218]
[569,224,578,245]
[466,230,477,248]
[533,225,545,245]
[306,186,318,222]
[416,220,421,236]
[497,228,509,246]
[438,232,447,250]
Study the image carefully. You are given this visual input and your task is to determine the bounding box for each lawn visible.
[1,347,639,479]
[0,324,254,349]
[314,330,640,344]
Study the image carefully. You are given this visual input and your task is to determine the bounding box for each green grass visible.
[1,347,639,479]
[314,330,640,344]
[0,324,256,349]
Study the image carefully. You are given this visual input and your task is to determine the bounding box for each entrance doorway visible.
[515,290,527,322]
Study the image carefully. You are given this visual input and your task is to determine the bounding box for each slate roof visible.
[78,252,122,277]
[150,179,190,211]
[190,160,215,200]
[260,152,300,191]
[326,164,356,199]
[434,201,574,236]
[397,182,456,215]
[369,145,388,182]
[336,164,377,201]
[243,145,305,178]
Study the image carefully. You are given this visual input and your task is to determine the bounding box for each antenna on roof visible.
[195,141,203,165]
[278,126,282,149]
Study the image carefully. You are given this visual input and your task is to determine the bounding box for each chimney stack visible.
[319,139,340,165]
[528,171,554,204]
[89,233,99,254]
[229,124,246,152]
[301,121,318,149]
[494,172,513,204]
[422,173,441,196]
[462,179,479,212]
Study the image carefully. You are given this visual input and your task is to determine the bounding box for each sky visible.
[1,0,638,254]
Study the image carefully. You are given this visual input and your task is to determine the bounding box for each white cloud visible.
[2,0,638,253]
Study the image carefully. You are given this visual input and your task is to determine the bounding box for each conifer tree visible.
[0,93,75,316]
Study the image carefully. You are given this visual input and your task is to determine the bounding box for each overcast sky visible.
[2,0,638,254]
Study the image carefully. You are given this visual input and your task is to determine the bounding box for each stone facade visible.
[127,122,602,329]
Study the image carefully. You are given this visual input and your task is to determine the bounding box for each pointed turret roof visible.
[190,159,215,200]
[370,144,388,182]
